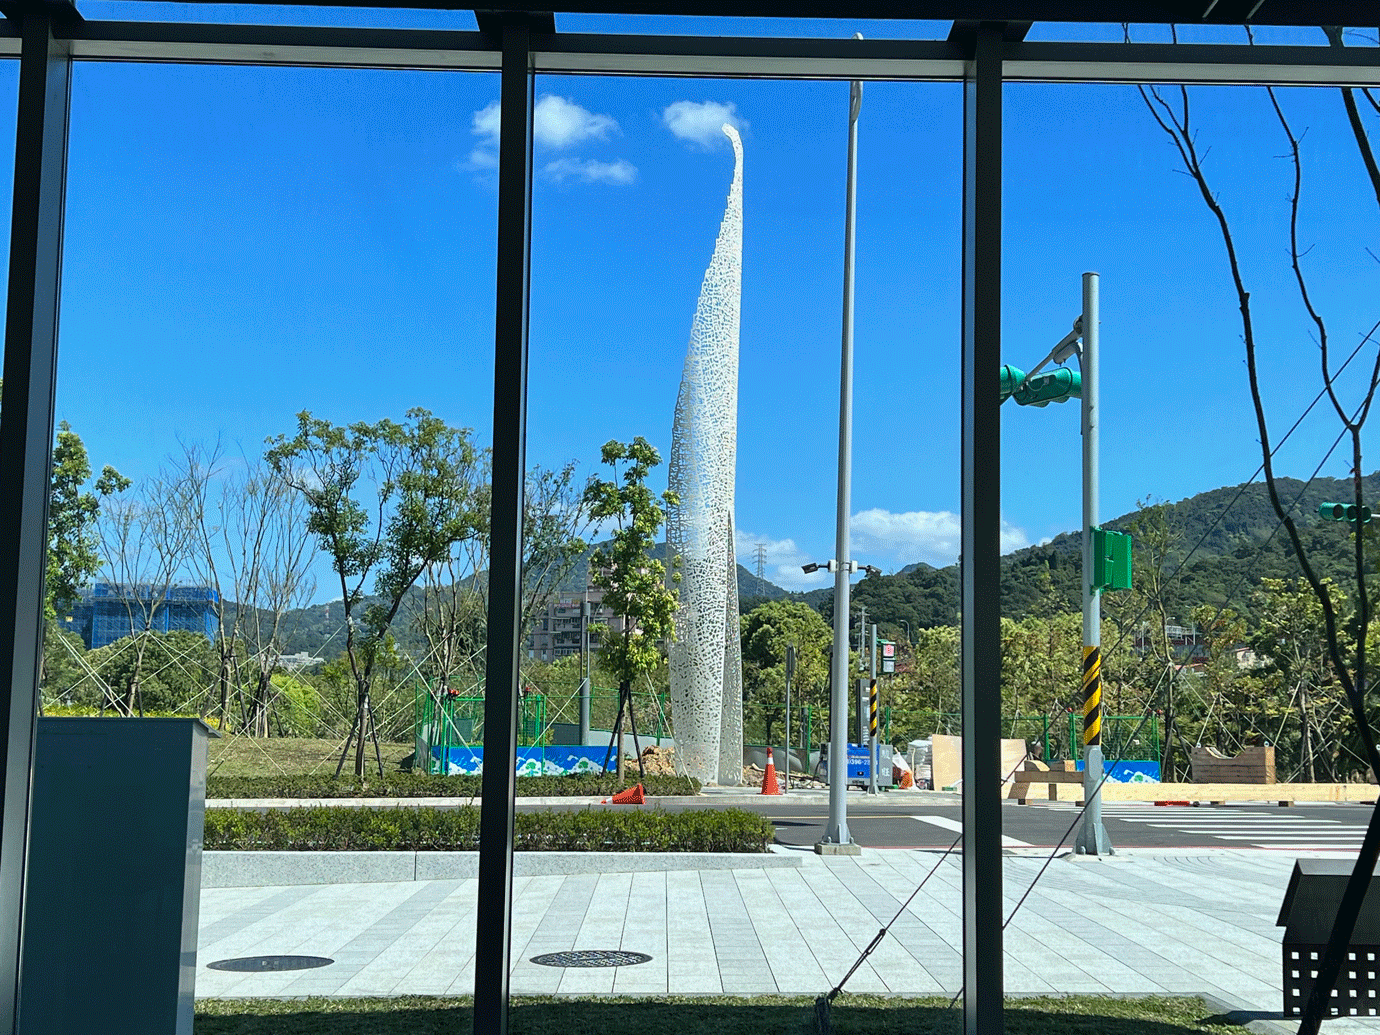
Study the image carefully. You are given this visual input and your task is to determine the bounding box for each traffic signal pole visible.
[1075,271,1112,856]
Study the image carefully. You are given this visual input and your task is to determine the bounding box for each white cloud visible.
[733,511,1032,594]
[466,95,625,180]
[661,100,748,149]
[851,508,1031,568]
[734,530,827,592]
[534,95,619,148]
[471,99,502,143]
[543,157,638,185]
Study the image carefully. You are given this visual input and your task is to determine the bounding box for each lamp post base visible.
[1075,744,1114,856]
[814,841,862,856]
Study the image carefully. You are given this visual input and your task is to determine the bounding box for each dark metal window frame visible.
[0,11,1374,1035]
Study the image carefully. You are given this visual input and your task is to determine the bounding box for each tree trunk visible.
[1300,687,1316,782]
[1161,671,1175,782]
[217,656,231,731]
[250,670,273,738]
[355,689,369,778]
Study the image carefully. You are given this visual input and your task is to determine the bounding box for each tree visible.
[47,423,127,623]
[208,451,317,736]
[1126,499,1188,780]
[97,465,195,715]
[1253,577,1351,782]
[582,438,678,778]
[740,599,831,746]
[409,460,589,699]
[266,409,485,777]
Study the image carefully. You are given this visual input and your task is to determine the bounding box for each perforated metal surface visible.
[530,950,652,968]
[1284,944,1380,1016]
[668,123,745,787]
[207,955,335,972]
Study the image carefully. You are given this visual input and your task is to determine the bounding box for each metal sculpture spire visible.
[668,124,744,785]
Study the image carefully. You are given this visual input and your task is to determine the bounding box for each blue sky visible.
[19,10,1380,597]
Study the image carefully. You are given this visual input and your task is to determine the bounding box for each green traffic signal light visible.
[999,364,1025,403]
[1013,367,1081,408]
[1318,501,1372,524]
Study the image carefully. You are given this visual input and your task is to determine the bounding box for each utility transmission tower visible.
[753,544,766,580]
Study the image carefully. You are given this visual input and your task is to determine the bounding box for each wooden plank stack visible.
[1190,745,1276,784]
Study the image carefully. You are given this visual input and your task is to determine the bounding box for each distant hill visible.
[821,472,1380,637]
[253,471,1380,660]
[269,541,798,662]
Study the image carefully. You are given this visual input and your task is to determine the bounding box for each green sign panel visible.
[1091,527,1132,592]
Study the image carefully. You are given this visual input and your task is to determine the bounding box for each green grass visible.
[206,738,415,779]
[194,995,1247,1034]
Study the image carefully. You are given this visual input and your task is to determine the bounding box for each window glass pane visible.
[1006,78,1380,779]
[527,71,961,792]
[53,62,497,791]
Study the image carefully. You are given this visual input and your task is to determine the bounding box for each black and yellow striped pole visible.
[1074,272,1112,856]
[1082,646,1100,748]
[867,623,879,795]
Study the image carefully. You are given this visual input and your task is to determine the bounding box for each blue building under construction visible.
[64,583,218,650]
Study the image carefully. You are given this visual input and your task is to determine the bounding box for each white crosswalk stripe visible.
[1023,801,1366,849]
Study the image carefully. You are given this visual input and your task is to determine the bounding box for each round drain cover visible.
[207,955,334,972]
[530,950,652,968]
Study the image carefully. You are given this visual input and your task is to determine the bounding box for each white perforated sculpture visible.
[668,124,744,786]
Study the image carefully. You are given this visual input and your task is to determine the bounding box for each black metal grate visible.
[530,950,652,968]
[207,955,335,973]
[1283,944,1380,1016]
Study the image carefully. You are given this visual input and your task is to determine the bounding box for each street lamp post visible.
[817,53,864,856]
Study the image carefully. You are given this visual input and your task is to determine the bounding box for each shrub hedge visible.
[206,771,700,800]
[202,806,773,853]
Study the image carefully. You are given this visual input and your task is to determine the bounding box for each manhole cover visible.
[207,955,335,972]
[530,950,652,968]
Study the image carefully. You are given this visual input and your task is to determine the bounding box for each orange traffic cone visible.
[760,748,782,795]
[608,783,645,805]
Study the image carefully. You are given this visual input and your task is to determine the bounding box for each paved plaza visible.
[193,846,1380,1031]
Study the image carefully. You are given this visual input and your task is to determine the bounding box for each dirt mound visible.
[638,745,680,776]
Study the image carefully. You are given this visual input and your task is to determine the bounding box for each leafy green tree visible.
[1126,498,1187,778]
[47,423,128,623]
[740,599,831,745]
[1000,610,1081,750]
[582,438,678,775]
[1253,577,1351,782]
[75,629,217,715]
[266,408,485,777]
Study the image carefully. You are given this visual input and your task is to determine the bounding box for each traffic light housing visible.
[999,364,1025,403]
[1013,367,1081,408]
[1319,501,1372,524]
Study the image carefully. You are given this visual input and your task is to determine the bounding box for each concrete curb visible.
[1198,992,1296,1034]
[201,845,801,888]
